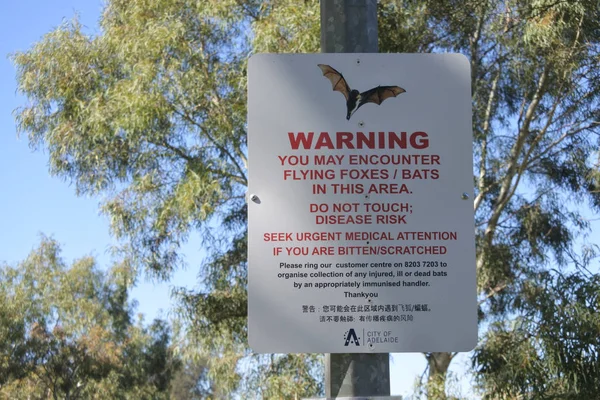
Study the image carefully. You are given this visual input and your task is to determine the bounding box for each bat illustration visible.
[317,64,406,120]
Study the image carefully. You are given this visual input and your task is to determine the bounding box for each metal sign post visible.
[321,1,389,398]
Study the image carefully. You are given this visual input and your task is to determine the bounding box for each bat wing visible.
[358,85,406,107]
[318,64,351,101]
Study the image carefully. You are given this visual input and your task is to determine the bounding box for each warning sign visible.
[248,53,476,353]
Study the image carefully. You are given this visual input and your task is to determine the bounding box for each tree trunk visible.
[426,352,454,399]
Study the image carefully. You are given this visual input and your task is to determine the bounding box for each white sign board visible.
[248,53,476,353]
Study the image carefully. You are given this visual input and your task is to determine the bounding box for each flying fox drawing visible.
[317,64,406,120]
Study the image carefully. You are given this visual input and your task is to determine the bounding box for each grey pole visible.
[320,0,391,398]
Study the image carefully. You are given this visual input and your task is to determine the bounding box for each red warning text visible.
[288,131,429,150]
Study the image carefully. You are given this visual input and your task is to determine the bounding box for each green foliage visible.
[0,236,179,399]
[14,0,250,281]
[378,0,438,53]
[251,0,320,53]
[169,358,215,399]
[375,2,600,396]
[411,371,470,400]
[11,0,600,398]
[474,271,600,399]
[13,0,323,397]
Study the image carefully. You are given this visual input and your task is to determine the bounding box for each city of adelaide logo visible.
[344,329,361,346]
[318,64,406,121]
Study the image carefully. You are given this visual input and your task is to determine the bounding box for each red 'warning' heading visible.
[288,131,430,150]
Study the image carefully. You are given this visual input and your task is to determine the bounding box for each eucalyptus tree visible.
[13,0,321,397]
[380,0,600,396]
[474,270,600,399]
[0,236,179,399]
[13,0,600,398]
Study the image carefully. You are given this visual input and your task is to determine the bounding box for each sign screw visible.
[250,194,260,203]
[358,121,365,127]
[356,58,361,65]
[461,192,469,200]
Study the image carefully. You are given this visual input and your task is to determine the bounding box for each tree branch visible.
[157,139,246,186]
[478,67,548,271]
[475,68,501,213]
[171,105,248,186]
[479,283,508,305]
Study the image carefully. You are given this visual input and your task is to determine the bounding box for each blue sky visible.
[0,1,478,397]
[0,0,202,325]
